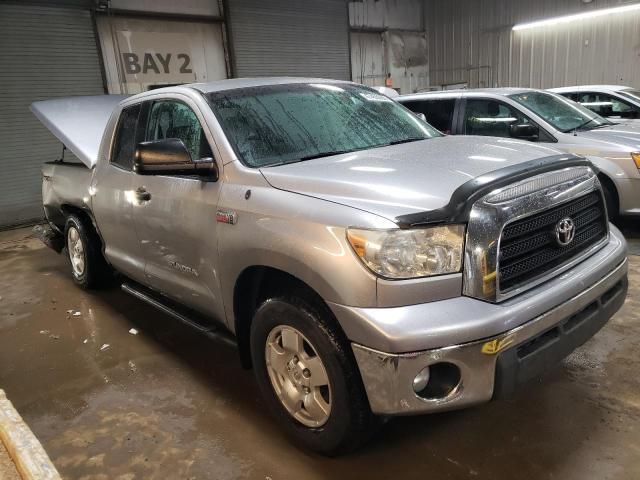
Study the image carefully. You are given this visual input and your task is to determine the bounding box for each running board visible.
[121,282,237,348]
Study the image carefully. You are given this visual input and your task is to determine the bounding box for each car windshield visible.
[620,89,640,103]
[206,83,440,167]
[508,91,613,133]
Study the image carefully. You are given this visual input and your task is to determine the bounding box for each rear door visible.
[91,103,147,281]
[131,95,224,317]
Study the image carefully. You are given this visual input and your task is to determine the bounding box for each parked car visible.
[549,85,640,124]
[32,78,628,455]
[398,88,640,218]
[371,86,400,98]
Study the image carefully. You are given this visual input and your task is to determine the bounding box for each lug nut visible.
[292,356,299,363]
[302,368,311,378]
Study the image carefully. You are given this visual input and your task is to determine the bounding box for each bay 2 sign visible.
[122,52,193,75]
[116,31,199,89]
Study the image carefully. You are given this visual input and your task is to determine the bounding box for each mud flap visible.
[32,225,64,253]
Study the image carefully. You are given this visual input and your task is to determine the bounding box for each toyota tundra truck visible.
[31,78,628,455]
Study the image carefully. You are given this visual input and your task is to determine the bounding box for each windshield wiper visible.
[297,150,352,162]
[388,137,428,146]
[568,117,601,133]
[270,139,428,165]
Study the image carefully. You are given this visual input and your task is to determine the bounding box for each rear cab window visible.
[401,98,456,134]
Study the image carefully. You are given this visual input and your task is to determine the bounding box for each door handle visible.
[135,187,151,202]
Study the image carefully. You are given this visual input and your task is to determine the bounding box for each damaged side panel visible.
[42,161,94,231]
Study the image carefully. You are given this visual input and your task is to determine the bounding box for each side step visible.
[121,282,237,348]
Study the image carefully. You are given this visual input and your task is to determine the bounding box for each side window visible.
[402,99,455,134]
[577,92,640,119]
[463,99,530,138]
[111,104,141,170]
[145,101,213,161]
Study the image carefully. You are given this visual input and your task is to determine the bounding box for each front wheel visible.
[250,295,376,456]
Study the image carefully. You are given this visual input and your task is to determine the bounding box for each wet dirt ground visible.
[0,225,639,480]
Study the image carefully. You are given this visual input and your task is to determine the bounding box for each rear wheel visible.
[64,214,110,289]
[250,294,377,456]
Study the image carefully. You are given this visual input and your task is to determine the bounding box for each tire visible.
[63,214,110,289]
[250,294,377,456]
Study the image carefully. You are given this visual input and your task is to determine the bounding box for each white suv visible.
[398,88,640,218]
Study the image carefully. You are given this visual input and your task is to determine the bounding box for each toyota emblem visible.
[555,217,576,247]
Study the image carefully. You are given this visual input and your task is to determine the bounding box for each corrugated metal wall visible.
[0,4,104,228]
[227,0,350,79]
[349,0,429,93]
[425,0,640,89]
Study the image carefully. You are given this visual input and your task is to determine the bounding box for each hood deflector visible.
[31,95,129,168]
[394,154,594,228]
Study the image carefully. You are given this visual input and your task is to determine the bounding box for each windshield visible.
[620,89,640,103]
[508,91,613,133]
[206,83,440,167]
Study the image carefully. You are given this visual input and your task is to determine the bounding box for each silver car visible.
[398,88,640,217]
[32,79,628,455]
[549,85,640,124]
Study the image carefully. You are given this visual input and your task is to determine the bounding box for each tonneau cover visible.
[30,95,128,168]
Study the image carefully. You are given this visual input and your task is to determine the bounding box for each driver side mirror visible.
[134,138,218,180]
[510,123,539,141]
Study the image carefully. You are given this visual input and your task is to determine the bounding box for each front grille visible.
[498,191,607,291]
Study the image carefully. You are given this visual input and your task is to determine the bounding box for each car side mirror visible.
[134,138,218,180]
[414,112,427,122]
[510,123,539,141]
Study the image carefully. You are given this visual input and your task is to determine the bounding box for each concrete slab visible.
[0,225,639,479]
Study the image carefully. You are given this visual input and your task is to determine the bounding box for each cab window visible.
[463,99,532,138]
[401,99,456,134]
[576,92,640,119]
[111,104,141,170]
[145,101,213,160]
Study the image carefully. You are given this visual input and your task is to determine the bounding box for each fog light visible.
[412,367,430,393]
[414,362,462,400]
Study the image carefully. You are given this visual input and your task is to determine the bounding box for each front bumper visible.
[351,257,628,416]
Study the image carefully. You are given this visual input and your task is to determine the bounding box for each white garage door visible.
[0,4,105,228]
[95,16,228,94]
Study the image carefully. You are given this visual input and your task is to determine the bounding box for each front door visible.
[131,97,224,318]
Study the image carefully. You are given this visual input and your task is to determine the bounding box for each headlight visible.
[347,225,465,279]
[632,152,640,170]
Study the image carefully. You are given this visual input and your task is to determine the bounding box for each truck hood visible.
[31,95,129,168]
[260,136,565,221]
[576,123,640,151]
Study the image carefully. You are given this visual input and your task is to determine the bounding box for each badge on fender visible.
[216,210,237,225]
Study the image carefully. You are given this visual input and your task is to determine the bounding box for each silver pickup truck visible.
[32,78,628,455]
